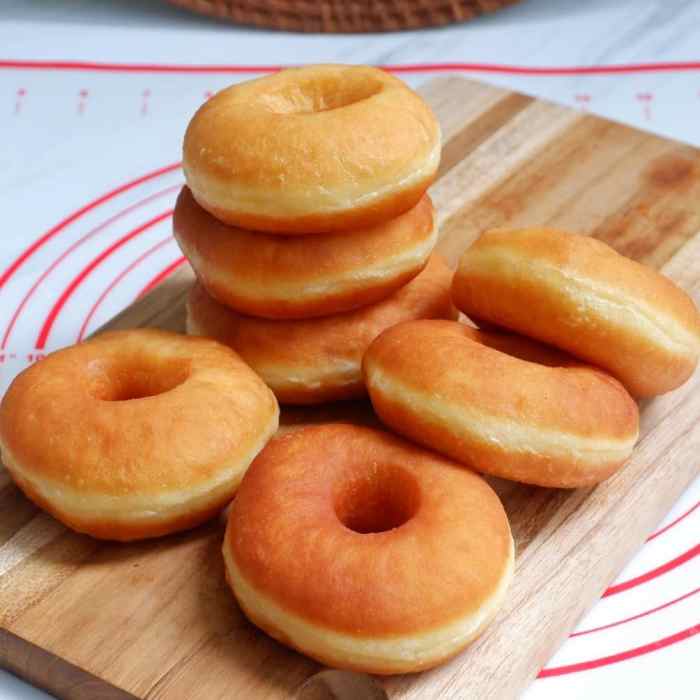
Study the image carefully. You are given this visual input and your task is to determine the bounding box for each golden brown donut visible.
[186,255,457,404]
[223,423,514,674]
[173,186,436,320]
[363,320,639,488]
[0,329,279,541]
[452,227,700,398]
[183,65,441,234]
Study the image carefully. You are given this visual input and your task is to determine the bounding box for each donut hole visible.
[89,357,191,401]
[334,465,420,535]
[260,75,383,115]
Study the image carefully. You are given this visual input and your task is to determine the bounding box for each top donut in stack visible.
[175,64,457,404]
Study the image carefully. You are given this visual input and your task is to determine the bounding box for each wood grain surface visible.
[1,77,700,700]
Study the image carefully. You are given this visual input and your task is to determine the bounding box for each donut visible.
[183,64,441,234]
[223,423,514,674]
[452,227,700,398]
[173,186,436,320]
[363,320,639,488]
[186,255,457,404]
[0,329,279,541]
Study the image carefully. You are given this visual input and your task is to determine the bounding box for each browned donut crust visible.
[186,255,457,404]
[452,227,700,398]
[224,424,513,674]
[0,329,279,541]
[363,320,639,488]
[183,65,440,234]
[173,186,436,319]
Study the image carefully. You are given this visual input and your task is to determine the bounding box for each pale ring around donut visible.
[0,329,279,541]
[224,423,514,674]
[363,320,640,488]
[183,64,441,234]
[173,186,437,320]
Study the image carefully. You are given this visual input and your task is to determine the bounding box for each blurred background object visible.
[166,0,522,32]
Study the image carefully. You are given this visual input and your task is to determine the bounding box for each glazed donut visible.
[183,64,441,234]
[0,329,279,541]
[186,255,456,404]
[173,186,436,320]
[363,320,639,488]
[223,423,514,674]
[452,227,700,398]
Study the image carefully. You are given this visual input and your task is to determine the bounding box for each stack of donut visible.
[176,64,456,404]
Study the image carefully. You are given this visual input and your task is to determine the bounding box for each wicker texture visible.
[168,0,521,33]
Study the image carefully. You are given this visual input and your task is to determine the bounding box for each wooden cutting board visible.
[2,76,700,700]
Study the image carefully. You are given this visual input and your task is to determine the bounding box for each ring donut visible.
[0,329,279,541]
[183,65,441,234]
[223,423,514,674]
[186,255,456,404]
[363,320,639,488]
[452,227,700,398]
[173,186,436,319]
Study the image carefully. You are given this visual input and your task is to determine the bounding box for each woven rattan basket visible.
[168,0,522,33]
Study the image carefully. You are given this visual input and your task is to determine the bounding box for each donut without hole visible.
[173,186,437,319]
[363,320,639,488]
[452,227,700,398]
[186,255,457,405]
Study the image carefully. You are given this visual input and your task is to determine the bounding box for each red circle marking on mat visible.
[0,163,180,292]
[539,624,700,677]
[647,500,700,543]
[137,256,187,298]
[1,59,700,76]
[35,210,173,349]
[1,184,181,349]
[603,543,700,598]
[77,236,175,341]
[572,586,700,638]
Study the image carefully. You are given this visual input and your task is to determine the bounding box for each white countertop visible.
[1,1,698,698]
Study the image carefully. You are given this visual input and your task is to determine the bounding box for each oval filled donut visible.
[187,255,457,404]
[363,320,639,488]
[0,329,279,541]
[173,186,436,320]
[183,64,441,234]
[224,423,514,674]
[452,227,700,398]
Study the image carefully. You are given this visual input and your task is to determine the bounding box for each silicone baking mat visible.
[1,57,698,699]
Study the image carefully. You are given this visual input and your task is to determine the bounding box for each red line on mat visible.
[1,184,180,349]
[137,256,187,297]
[1,59,700,76]
[77,236,174,341]
[539,624,700,677]
[35,210,173,349]
[647,500,700,543]
[0,163,180,293]
[603,544,700,598]
[572,587,700,638]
